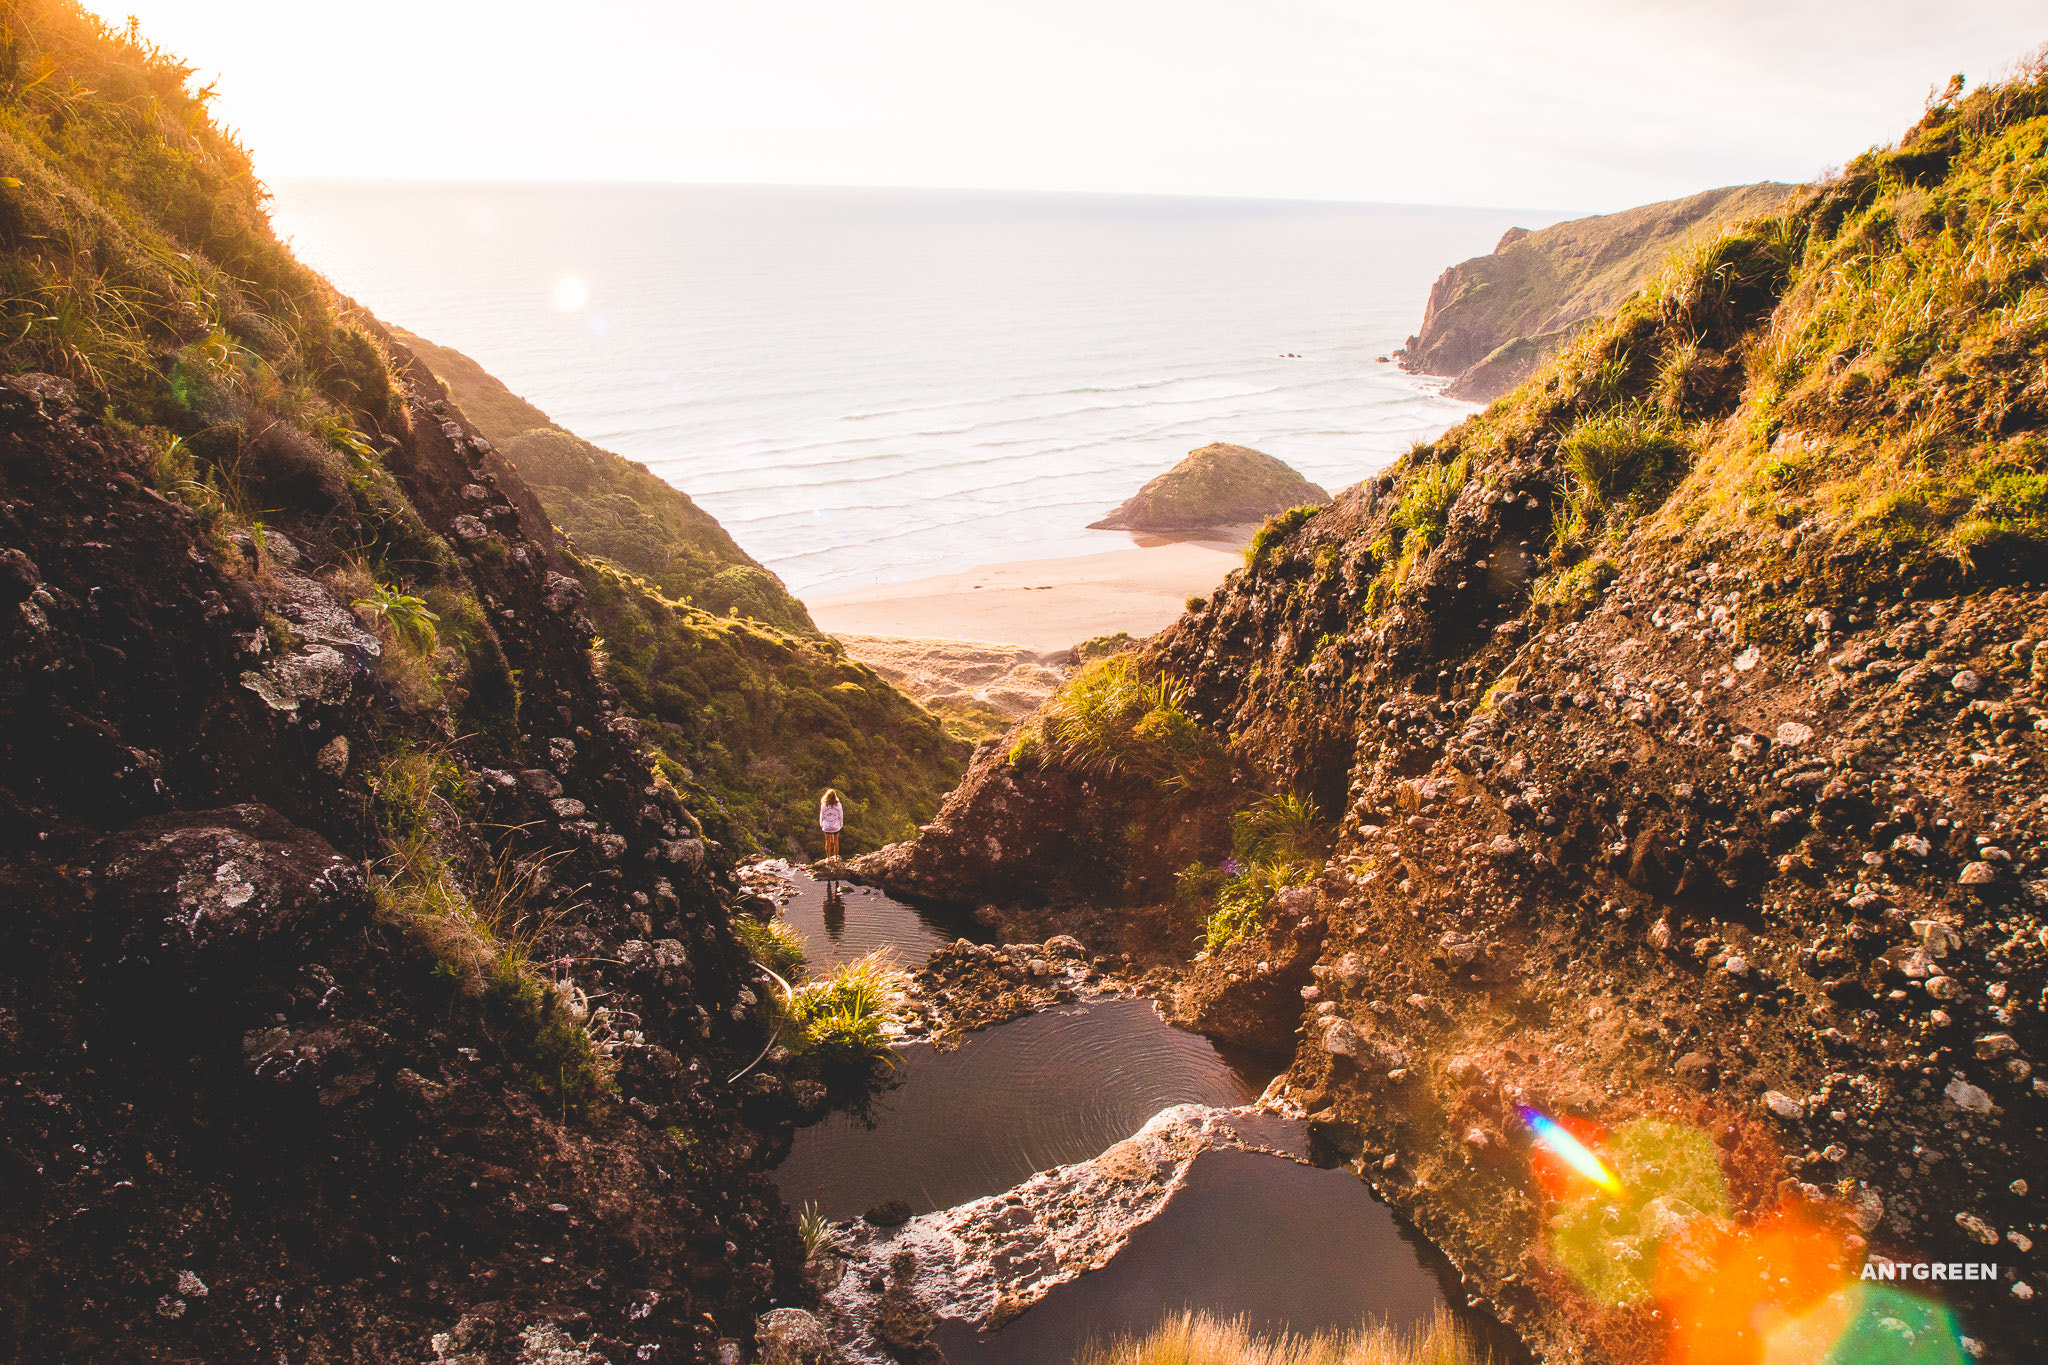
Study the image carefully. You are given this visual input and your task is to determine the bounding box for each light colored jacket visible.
[819,800,843,833]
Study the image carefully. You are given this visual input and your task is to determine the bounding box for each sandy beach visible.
[805,534,1245,655]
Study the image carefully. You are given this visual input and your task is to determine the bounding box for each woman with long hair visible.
[818,788,844,859]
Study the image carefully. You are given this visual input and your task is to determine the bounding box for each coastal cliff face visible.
[861,70,2048,1363]
[0,7,829,1360]
[1396,182,1794,402]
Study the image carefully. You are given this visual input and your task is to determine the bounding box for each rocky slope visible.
[0,7,839,1360]
[393,334,968,859]
[1396,183,1794,402]
[1090,442,1329,533]
[859,65,2048,1363]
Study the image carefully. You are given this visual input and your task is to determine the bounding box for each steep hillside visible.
[1396,182,1795,402]
[394,330,968,856]
[394,326,813,632]
[859,61,2048,1363]
[0,7,842,1361]
[1090,441,1330,533]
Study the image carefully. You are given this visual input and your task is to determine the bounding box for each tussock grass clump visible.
[783,950,904,1064]
[1009,657,1221,792]
[733,915,806,979]
[1244,504,1324,571]
[1071,1308,1488,1365]
[1186,793,1330,951]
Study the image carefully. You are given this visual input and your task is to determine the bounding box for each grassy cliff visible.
[862,56,2048,1364]
[394,326,814,631]
[1396,182,1795,401]
[396,330,968,857]
[0,6,883,1358]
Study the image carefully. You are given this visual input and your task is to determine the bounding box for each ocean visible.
[272,183,1557,596]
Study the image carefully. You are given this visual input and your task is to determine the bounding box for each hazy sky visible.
[93,0,2044,211]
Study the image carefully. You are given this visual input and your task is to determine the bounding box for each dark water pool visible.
[765,867,1526,1360]
[934,1146,1526,1364]
[770,865,989,975]
[773,996,1272,1219]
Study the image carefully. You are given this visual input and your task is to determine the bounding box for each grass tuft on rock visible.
[1070,1308,1488,1365]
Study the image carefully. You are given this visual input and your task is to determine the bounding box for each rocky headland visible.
[1395,182,1794,402]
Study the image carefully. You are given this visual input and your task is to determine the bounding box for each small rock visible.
[1976,1033,2018,1060]
[1925,976,1961,1001]
[1956,1212,2000,1246]
[1945,1077,1995,1114]
[1951,669,1983,694]
[176,1270,208,1298]
[1959,862,1999,886]
[863,1199,912,1227]
[1763,1091,1805,1120]
[1775,721,1815,748]
[755,1308,830,1365]
[1322,1017,1363,1058]
[315,735,350,779]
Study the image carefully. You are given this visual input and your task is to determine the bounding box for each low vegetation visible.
[1245,504,1324,571]
[1179,792,1330,951]
[1070,1309,1487,1365]
[733,914,806,979]
[1008,655,1221,791]
[781,950,904,1065]
[370,744,608,1113]
[581,558,966,856]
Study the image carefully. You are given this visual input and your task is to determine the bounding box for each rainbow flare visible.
[1518,1106,1624,1194]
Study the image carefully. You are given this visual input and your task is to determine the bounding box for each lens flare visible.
[1518,1105,1623,1194]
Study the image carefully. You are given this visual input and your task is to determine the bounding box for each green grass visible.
[733,915,806,979]
[578,557,967,857]
[1185,794,1331,951]
[1009,656,1221,792]
[1244,504,1323,571]
[1070,1309,1487,1365]
[369,744,608,1113]
[1371,53,2048,616]
[782,951,903,1064]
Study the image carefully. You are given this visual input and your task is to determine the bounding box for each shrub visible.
[354,580,440,652]
[1558,410,1686,512]
[1191,794,1329,951]
[1244,504,1323,570]
[1391,455,1469,551]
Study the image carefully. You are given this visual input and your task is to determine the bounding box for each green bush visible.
[1390,456,1469,551]
[1557,410,1686,512]
[1243,504,1323,570]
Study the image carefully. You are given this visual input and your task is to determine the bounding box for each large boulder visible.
[93,803,370,975]
[1089,443,1328,533]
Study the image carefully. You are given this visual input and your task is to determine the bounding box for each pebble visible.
[1956,1212,2000,1246]
[1763,1091,1806,1120]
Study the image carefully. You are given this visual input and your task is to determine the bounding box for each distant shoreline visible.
[805,531,1247,655]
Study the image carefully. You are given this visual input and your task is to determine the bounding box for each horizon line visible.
[266,172,1603,222]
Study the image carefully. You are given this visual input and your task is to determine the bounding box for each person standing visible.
[818,788,844,859]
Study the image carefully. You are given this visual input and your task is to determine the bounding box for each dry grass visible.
[1071,1309,1489,1365]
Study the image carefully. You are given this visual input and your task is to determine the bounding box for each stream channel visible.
[764,867,1524,1361]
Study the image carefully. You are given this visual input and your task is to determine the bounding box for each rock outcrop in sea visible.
[1090,441,1329,534]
